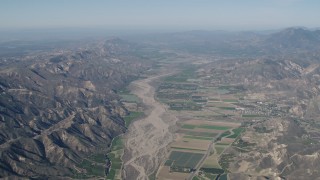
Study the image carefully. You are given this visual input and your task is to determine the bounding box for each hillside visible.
[0,39,150,179]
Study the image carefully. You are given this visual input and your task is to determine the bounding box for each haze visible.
[1,0,319,31]
[2,0,320,180]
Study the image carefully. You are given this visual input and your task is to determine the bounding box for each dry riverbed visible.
[122,73,177,180]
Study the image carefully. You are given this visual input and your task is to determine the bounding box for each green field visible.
[164,67,197,83]
[165,151,204,169]
[106,111,143,179]
[198,125,231,130]
[107,152,123,178]
[227,128,244,138]
[220,174,228,180]
[124,111,143,127]
[111,136,123,151]
[215,89,230,94]
[200,167,224,174]
[184,135,212,140]
[158,83,197,90]
[182,124,197,129]
[157,92,190,100]
[215,146,227,154]
[179,130,218,137]
[76,159,105,178]
[182,124,231,131]
[209,98,220,101]
[88,153,106,164]
[218,131,231,139]
[169,101,202,111]
[193,99,207,103]
[106,136,124,179]
[222,99,239,103]
[218,107,236,110]
[192,176,201,180]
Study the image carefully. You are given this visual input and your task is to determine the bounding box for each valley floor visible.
[122,71,178,180]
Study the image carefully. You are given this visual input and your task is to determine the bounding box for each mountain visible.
[0,39,149,179]
[265,27,320,49]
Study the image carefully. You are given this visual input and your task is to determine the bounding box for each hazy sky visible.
[1,0,319,31]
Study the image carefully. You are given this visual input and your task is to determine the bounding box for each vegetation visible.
[227,128,244,138]
[106,111,143,179]
[254,126,273,133]
[182,130,218,137]
[219,153,235,171]
[111,136,123,151]
[233,139,256,149]
[158,83,198,90]
[215,146,226,154]
[218,107,236,110]
[119,94,140,103]
[88,153,106,164]
[157,92,190,99]
[166,151,204,169]
[164,66,197,83]
[219,131,231,138]
[200,167,224,174]
[192,176,201,180]
[124,111,143,127]
[169,101,202,111]
[222,99,239,102]
[76,159,105,177]
[198,125,231,130]
[184,135,212,140]
[182,124,197,129]
[219,174,228,180]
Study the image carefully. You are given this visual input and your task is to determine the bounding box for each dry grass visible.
[202,154,221,168]
[172,138,210,151]
[221,137,235,143]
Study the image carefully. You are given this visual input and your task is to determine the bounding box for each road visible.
[187,129,236,180]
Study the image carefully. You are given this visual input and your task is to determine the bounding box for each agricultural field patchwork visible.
[155,65,277,180]
[165,151,204,170]
[106,136,124,180]
[105,91,144,179]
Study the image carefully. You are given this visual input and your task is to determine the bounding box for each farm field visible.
[157,166,189,180]
[106,136,124,180]
[215,145,227,154]
[227,128,245,138]
[74,155,105,179]
[158,117,242,179]
[154,66,262,180]
[172,138,211,151]
[165,151,204,169]
[106,90,144,179]
[123,111,143,128]
[157,151,204,179]
[202,153,221,168]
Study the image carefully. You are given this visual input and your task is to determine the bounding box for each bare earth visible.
[122,73,177,180]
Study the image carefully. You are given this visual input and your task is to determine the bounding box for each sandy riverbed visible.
[122,73,177,180]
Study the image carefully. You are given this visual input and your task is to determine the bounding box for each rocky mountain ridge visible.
[0,38,149,179]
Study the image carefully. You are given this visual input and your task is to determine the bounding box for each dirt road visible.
[122,73,177,180]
